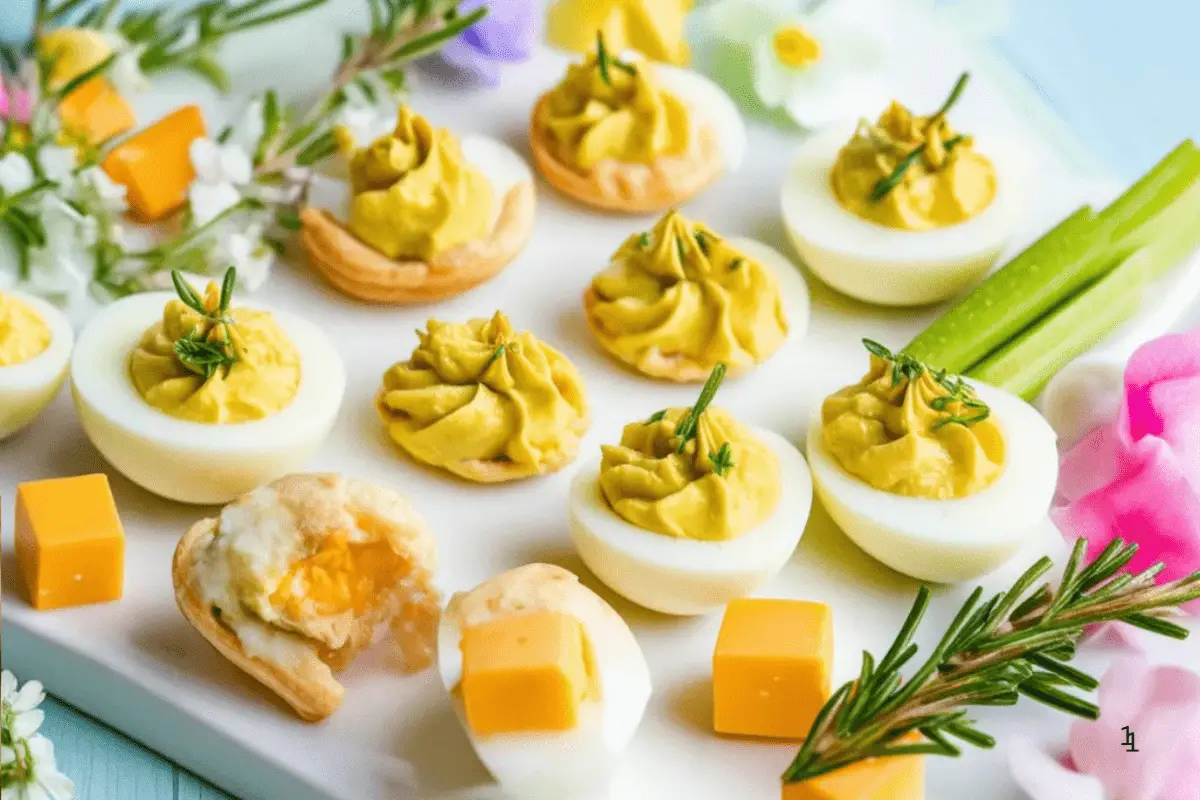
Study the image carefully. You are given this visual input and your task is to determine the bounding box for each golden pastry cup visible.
[299,179,536,305]
[582,287,779,382]
[374,386,591,484]
[529,95,723,214]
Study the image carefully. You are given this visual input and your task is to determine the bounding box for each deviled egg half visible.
[0,290,72,439]
[569,365,813,615]
[72,268,345,504]
[583,210,809,382]
[807,340,1057,583]
[782,73,1023,306]
[530,33,746,213]
[438,564,651,800]
[301,104,535,304]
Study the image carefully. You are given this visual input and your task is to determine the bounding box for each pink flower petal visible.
[1008,738,1105,800]
[1081,621,1149,652]
[1068,657,1200,800]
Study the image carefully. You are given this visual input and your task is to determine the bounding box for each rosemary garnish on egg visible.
[708,442,735,477]
[869,72,971,203]
[862,339,989,430]
[784,537,1200,784]
[595,31,637,86]
[171,267,241,380]
[641,365,736,475]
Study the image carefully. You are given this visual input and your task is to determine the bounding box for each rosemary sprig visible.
[862,339,989,430]
[784,537,1200,784]
[174,332,238,379]
[673,363,726,454]
[708,442,735,477]
[170,267,240,378]
[869,72,971,203]
[595,31,637,86]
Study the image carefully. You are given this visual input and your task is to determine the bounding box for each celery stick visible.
[1110,170,1200,277]
[903,207,1098,371]
[1097,140,1200,246]
[968,249,1150,400]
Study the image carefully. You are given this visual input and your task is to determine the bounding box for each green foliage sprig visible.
[862,339,989,430]
[869,72,971,202]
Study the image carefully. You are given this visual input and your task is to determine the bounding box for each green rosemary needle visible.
[673,363,727,454]
[171,267,240,378]
[862,339,989,430]
[708,442,735,477]
[174,333,238,379]
[784,537,1200,784]
[595,31,636,85]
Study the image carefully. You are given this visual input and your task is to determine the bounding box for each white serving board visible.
[5,5,1200,800]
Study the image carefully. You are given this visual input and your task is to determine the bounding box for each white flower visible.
[1,672,46,741]
[187,137,253,226]
[226,98,266,154]
[209,223,274,291]
[701,0,889,128]
[331,79,397,153]
[1,735,76,800]
[73,167,127,215]
[0,153,35,196]
[101,31,149,95]
[19,196,97,299]
[35,146,78,186]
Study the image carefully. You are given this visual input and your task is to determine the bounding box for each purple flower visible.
[440,0,541,86]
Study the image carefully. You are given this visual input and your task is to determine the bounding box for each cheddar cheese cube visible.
[461,611,590,735]
[713,598,833,739]
[782,734,925,800]
[102,105,206,221]
[15,474,125,610]
[57,77,136,145]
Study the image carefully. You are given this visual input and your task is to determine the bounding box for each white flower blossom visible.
[1,672,45,741]
[101,31,149,95]
[35,147,77,187]
[0,153,35,196]
[19,195,97,300]
[1,735,75,800]
[73,167,127,215]
[331,79,397,152]
[188,137,254,226]
[209,223,275,291]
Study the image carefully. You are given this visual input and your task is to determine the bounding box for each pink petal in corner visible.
[1008,738,1105,800]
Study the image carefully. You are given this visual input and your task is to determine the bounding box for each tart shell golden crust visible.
[299,180,535,305]
[528,95,723,214]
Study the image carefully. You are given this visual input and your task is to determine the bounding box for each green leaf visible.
[295,131,337,166]
[707,442,735,477]
[171,270,207,314]
[53,52,118,102]
[387,6,488,63]
[644,409,667,425]
[219,267,237,312]
[674,363,727,453]
[182,55,231,93]
[230,0,327,33]
[276,209,302,230]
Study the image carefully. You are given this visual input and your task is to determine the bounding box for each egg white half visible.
[781,122,1026,306]
[653,63,748,173]
[807,381,1058,583]
[71,292,345,504]
[569,426,813,616]
[306,134,534,227]
[437,573,651,800]
[0,291,73,440]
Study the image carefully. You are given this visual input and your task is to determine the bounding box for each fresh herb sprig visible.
[869,72,970,203]
[641,363,737,478]
[862,339,989,430]
[784,537,1200,784]
[595,31,637,86]
[708,442,735,477]
[171,267,240,378]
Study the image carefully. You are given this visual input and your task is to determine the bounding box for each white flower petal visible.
[188,138,223,180]
[11,679,43,712]
[0,153,35,195]
[2,670,18,699]
[77,167,127,212]
[749,35,796,109]
[1007,738,1106,800]
[12,709,44,739]
[218,145,253,186]
[188,182,242,227]
[700,0,792,45]
[231,99,266,153]
[36,147,77,185]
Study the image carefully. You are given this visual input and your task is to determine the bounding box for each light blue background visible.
[4,0,1200,798]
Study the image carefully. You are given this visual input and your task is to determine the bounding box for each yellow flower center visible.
[772,25,822,69]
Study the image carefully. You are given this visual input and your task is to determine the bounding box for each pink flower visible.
[0,80,33,123]
[1052,329,1200,614]
[1010,657,1200,800]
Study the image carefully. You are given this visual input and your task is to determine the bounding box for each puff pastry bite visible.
[530,35,746,213]
[301,106,535,304]
[172,473,439,721]
[583,210,810,382]
[377,311,590,483]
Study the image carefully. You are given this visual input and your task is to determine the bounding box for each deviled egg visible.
[72,268,345,504]
[301,105,535,304]
[0,290,72,439]
[569,365,813,615]
[782,73,1023,306]
[438,563,651,800]
[530,33,746,213]
[807,340,1057,583]
[583,210,809,382]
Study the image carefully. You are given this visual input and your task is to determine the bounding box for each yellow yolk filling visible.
[269,532,407,619]
[0,292,52,366]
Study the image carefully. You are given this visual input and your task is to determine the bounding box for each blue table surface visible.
[6,1,1200,798]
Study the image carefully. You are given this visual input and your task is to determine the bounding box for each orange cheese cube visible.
[461,611,590,735]
[15,474,125,610]
[102,105,206,221]
[57,77,136,145]
[713,599,833,739]
[782,734,925,800]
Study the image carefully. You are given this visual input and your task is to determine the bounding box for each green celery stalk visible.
[1109,169,1200,278]
[967,248,1151,400]
[1096,140,1200,247]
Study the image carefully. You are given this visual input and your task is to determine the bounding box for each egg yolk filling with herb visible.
[542,45,691,169]
[600,406,781,540]
[129,281,300,424]
[0,293,52,366]
[378,311,589,478]
[831,100,996,231]
[821,348,1005,499]
[347,105,493,261]
[588,211,788,372]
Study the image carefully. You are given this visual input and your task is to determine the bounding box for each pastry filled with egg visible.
[71,268,345,504]
[569,365,813,615]
[172,473,440,721]
[377,311,590,483]
[437,563,651,799]
[583,209,808,382]
[301,105,535,304]
[782,73,1024,306]
[0,290,73,440]
[530,34,746,213]
[807,340,1058,583]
